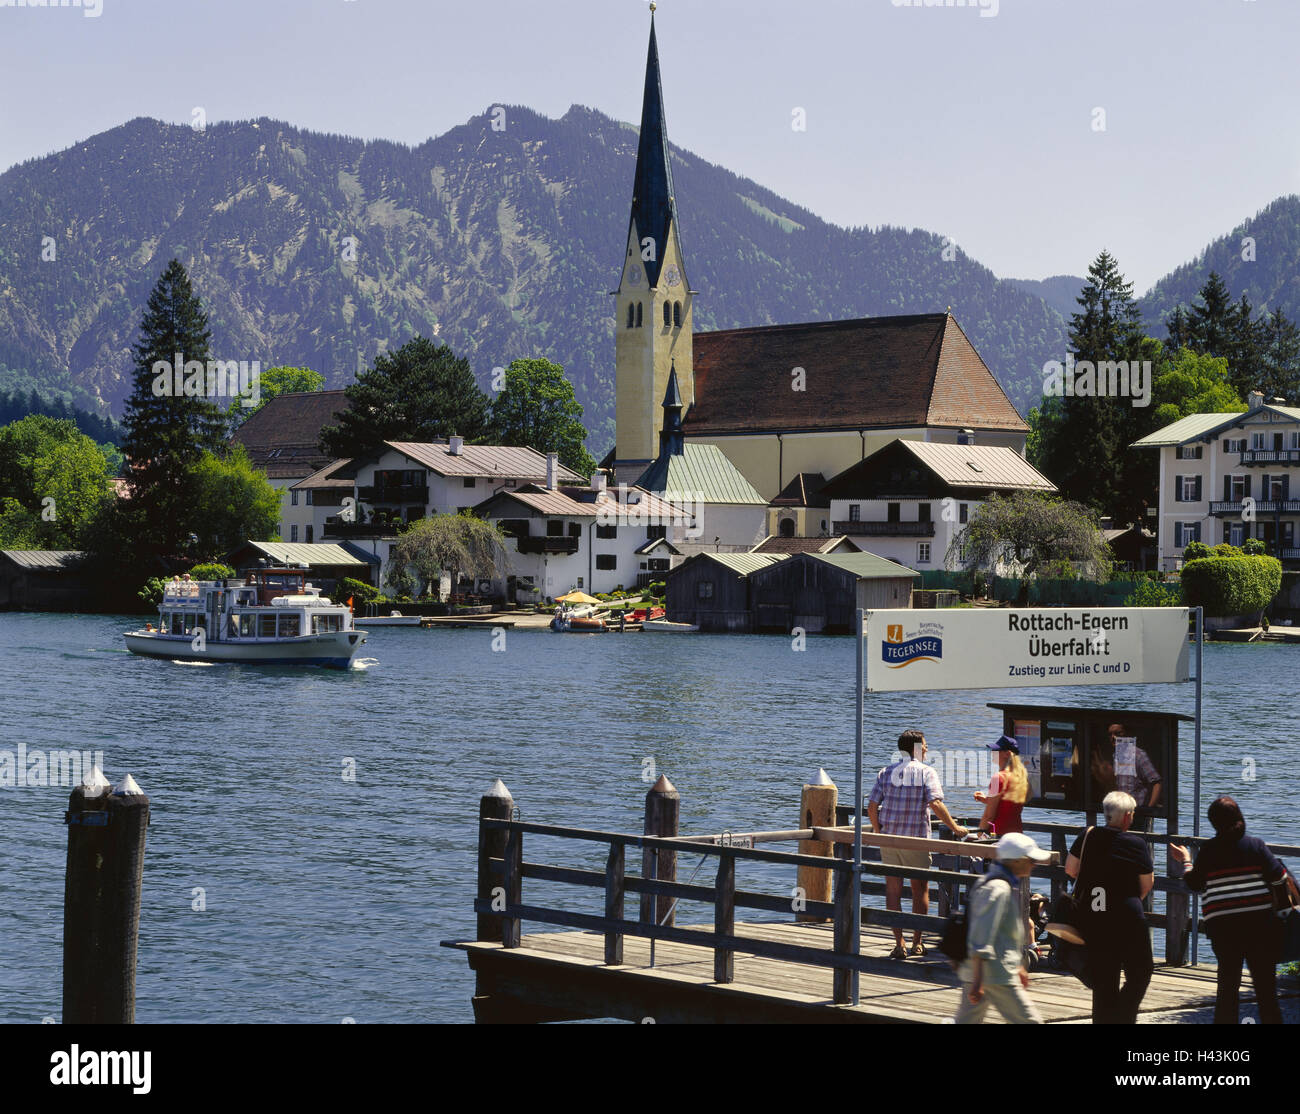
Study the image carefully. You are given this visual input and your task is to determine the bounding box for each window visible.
[627,304,635,329]
[290,525,299,542]
[1252,432,1267,450]
[917,503,931,523]
[697,581,714,600]
[1177,476,1201,502]
[239,614,255,637]
[1176,522,1202,548]
[547,519,564,537]
[887,503,900,523]
[568,522,582,538]
[1225,438,1246,453]
[959,503,969,524]
[636,302,643,328]
[171,614,184,635]
[596,554,617,570]
[648,558,669,572]
[848,504,861,522]
[1266,474,1286,500]
[596,524,617,539]
[305,525,314,543]
[291,490,299,506]
[1177,445,1203,460]
[306,491,313,506]
[1227,475,1248,502]
[463,477,475,488]
[673,301,682,327]
[1226,522,1245,546]
[279,614,301,638]
[259,614,278,638]
[647,523,666,540]
[576,578,583,588]
[779,518,795,538]
[663,302,671,327]
[1291,432,1300,451]
[917,542,931,564]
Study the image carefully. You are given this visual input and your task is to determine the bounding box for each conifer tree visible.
[1260,308,1300,402]
[319,337,491,459]
[1186,271,1233,358]
[120,259,226,553]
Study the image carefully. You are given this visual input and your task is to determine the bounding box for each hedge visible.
[1180,555,1282,617]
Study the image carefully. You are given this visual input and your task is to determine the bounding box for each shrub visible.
[188,562,236,582]
[1211,543,1243,558]
[137,576,166,608]
[1123,578,1183,608]
[1182,541,1211,561]
[332,576,379,605]
[1181,555,1282,617]
[1242,537,1266,556]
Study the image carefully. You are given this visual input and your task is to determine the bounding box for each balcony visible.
[322,518,398,539]
[358,483,428,504]
[1209,500,1300,516]
[517,536,580,555]
[833,520,936,537]
[1240,449,1300,466]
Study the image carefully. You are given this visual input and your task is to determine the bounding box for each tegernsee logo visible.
[0,745,105,788]
[1042,353,1151,408]
[881,620,943,668]
[50,1046,150,1095]
[892,0,998,18]
[152,355,261,408]
[0,0,102,17]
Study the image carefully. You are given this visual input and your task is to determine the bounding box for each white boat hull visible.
[641,619,698,633]
[124,629,367,669]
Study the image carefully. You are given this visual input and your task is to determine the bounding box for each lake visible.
[1,611,1295,1023]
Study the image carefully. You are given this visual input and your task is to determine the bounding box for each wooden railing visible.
[474,815,1038,1005]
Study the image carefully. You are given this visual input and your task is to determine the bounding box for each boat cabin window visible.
[239,614,256,638]
[278,614,301,638]
[171,614,185,635]
[312,614,343,634]
[259,614,278,638]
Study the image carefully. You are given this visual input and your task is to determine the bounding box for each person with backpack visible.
[1171,796,1300,1024]
[953,832,1051,1024]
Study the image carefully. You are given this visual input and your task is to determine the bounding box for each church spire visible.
[659,362,684,457]
[629,8,678,289]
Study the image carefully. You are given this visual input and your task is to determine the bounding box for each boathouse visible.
[665,552,786,631]
[747,552,917,634]
[0,550,92,611]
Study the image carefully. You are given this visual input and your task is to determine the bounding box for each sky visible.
[2,0,1298,292]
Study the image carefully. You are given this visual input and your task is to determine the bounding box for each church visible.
[609,12,1029,510]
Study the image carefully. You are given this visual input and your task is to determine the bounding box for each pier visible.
[443,778,1300,1024]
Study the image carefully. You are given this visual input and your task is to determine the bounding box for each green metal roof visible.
[635,443,766,505]
[233,541,369,567]
[812,552,918,579]
[1130,411,1246,447]
[0,549,84,570]
[698,552,788,575]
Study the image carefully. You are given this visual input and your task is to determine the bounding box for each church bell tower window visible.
[663,302,671,328]
[626,304,635,329]
[673,301,682,327]
[636,302,643,328]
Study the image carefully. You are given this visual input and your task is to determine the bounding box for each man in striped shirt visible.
[1172,796,1300,1024]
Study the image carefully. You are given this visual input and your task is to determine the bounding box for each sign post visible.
[851,605,1201,987]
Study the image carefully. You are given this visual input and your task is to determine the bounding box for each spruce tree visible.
[1187,271,1233,358]
[120,259,225,553]
[319,337,491,459]
[1260,308,1300,403]
[1226,292,1264,397]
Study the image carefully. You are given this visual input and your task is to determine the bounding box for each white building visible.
[1132,392,1300,570]
[819,438,1056,571]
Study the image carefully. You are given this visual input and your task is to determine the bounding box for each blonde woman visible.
[974,736,1029,836]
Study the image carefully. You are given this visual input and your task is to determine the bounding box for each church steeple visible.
[629,10,677,290]
[659,362,684,457]
[613,6,695,481]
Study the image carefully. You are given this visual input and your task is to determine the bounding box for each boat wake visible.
[169,659,216,667]
[351,657,381,672]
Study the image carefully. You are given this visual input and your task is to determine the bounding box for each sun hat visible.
[995,832,1051,863]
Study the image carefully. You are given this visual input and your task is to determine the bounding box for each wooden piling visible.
[477,779,514,943]
[62,769,150,1024]
[641,775,679,927]
[796,768,837,923]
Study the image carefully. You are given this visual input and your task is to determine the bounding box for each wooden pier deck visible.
[447,920,1277,1024]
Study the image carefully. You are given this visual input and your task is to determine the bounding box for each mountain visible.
[1006,275,1087,329]
[1139,195,1300,337]
[0,109,1073,452]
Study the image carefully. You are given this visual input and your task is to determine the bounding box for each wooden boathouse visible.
[443,777,1300,1024]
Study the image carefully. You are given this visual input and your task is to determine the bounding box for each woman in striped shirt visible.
[1172,796,1299,1024]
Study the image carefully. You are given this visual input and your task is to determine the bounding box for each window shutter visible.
[1174,476,1183,503]
[1285,474,1291,501]
[1224,476,1231,502]
[1261,474,1269,503]
[1245,475,1252,498]
[1193,476,1202,501]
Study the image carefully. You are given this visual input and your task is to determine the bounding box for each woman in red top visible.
[975,736,1029,836]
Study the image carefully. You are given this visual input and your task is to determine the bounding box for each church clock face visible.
[664,264,681,288]
[628,263,643,286]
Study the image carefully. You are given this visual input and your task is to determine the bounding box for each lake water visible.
[1,612,1296,1023]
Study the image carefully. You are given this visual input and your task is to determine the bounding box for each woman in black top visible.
[1172,796,1299,1024]
[1065,790,1155,1024]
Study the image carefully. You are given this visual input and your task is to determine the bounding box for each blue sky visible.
[2,0,1297,291]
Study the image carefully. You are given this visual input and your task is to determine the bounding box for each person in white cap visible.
[953,832,1051,1024]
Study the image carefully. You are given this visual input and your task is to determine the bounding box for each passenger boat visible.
[124,565,368,668]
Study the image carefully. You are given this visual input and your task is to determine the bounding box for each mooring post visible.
[476,779,514,943]
[62,769,150,1024]
[797,768,837,923]
[641,774,679,927]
